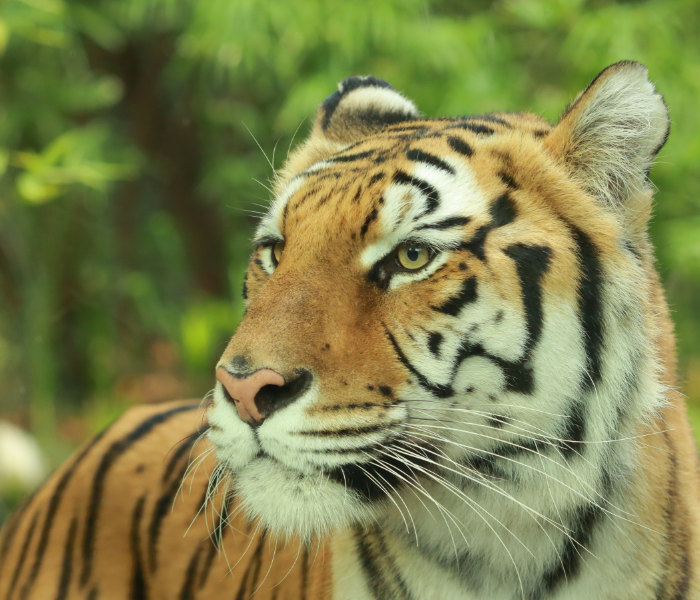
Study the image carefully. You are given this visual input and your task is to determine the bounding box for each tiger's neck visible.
[329,387,683,599]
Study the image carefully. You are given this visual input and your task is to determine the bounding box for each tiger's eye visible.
[272,242,285,266]
[397,245,431,270]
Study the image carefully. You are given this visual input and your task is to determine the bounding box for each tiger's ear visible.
[545,62,669,215]
[313,76,420,144]
[278,76,419,183]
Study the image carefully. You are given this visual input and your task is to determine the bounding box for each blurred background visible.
[0,0,699,521]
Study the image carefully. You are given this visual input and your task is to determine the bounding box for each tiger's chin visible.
[220,454,378,542]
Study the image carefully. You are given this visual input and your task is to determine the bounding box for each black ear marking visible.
[316,75,420,144]
[321,76,395,129]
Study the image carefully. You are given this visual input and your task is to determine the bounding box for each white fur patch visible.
[338,85,418,120]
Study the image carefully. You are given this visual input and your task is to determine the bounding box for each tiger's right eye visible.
[271,242,285,267]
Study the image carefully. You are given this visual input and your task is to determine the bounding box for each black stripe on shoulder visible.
[233,531,267,600]
[55,516,79,600]
[406,148,455,175]
[130,496,148,600]
[80,403,200,586]
[300,545,310,600]
[431,276,478,316]
[354,528,414,600]
[447,136,473,157]
[162,428,207,486]
[354,529,392,599]
[149,428,207,571]
[7,510,40,597]
[18,426,110,598]
[179,546,203,600]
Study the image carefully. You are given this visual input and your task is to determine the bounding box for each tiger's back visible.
[0,402,331,599]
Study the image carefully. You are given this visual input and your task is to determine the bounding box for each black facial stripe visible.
[427,331,443,357]
[446,122,495,135]
[295,423,396,437]
[301,439,396,456]
[361,208,379,238]
[406,148,456,175]
[457,193,517,261]
[558,398,586,459]
[241,271,248,300]
[327,150,376,163]
[369,172,385,185]
[431,277,478,316]
[504,244,551,352]
[461,438,545,480]
[459,225,489,261]
[536,502,604,596]
[489,192,517,227]
[415,216,471,231]
[498,171,518,189]
[447,136,474,157]
[392,170,440,216]
[451,244,551,394]
[383,324,453,398]
[569,225,604,389]
[329,441,439,504]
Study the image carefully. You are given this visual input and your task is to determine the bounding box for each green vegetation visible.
[1,0,699,519]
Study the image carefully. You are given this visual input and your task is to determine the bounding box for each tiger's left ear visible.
[545,62,669,216]
[278,76,420,183]
[314,76,420,144]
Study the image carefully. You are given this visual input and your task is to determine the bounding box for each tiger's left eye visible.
[271,242,285,266]
[396,244,431,270]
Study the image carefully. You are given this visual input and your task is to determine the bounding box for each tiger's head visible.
[207,63,669,542]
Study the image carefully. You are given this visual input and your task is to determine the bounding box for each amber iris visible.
[396,244,431,270]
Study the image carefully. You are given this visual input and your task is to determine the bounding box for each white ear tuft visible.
[546,61,669,212]
[314,76,419,143]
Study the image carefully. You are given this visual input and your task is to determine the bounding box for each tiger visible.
[1,61,698,600]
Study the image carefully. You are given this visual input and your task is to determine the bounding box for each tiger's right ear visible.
[313,76,420,143]
[279,76,419,181]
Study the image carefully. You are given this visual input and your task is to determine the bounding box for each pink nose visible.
[216,367,285,424]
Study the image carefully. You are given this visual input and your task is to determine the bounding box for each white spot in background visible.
[0,422,47,494]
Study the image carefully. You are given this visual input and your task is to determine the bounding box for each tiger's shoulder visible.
[0,401,331,599]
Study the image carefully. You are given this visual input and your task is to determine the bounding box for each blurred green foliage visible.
[0,0,699,514]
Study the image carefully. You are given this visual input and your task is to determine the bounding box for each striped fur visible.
[2,63,698,599]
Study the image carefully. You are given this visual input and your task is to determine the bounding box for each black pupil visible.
[407,247,420,262]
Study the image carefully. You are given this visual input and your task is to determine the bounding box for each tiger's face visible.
[207,66,668,542]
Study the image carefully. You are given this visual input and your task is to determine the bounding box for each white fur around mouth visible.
[225,455,376,541]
